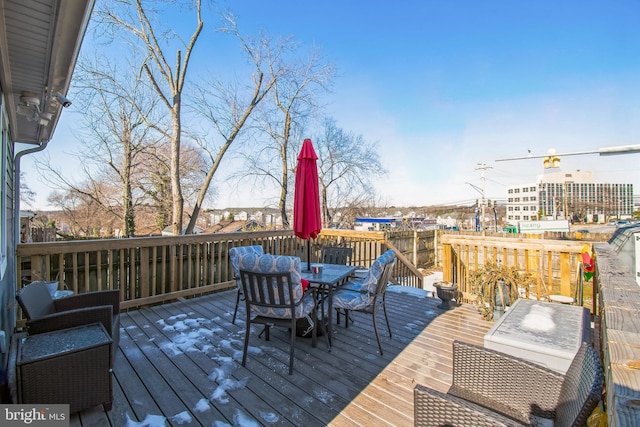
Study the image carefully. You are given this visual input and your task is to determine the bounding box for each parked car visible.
[615,220,631,228]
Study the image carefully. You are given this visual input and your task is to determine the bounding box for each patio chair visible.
[334,249,396,328]
[228,245,264,324]
[338,249,395,291]
[238,254,325,375]
[413,340,604,427]
[16,281,121,366]
[316,245,354,308]
[331,258,396,355]
[320,245,353,265]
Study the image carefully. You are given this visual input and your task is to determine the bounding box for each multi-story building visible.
[506,156,634,224]
[506,183,540,223]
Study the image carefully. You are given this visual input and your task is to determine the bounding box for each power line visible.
[495,145,640,162]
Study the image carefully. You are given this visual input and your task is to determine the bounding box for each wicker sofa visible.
[16,282,120,366]
[414,340,604,427]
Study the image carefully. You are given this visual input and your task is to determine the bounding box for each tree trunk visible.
[184,71,271,234]
[279,111,292,228]
[171,104,184,235]
[122,132,135,237]
[321,184,331,227]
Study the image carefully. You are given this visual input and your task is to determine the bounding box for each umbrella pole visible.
[306,240,311,272]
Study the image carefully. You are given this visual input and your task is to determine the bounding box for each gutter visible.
[13,140,49,244]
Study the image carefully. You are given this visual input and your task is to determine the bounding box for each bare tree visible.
[74,56,163,236]
[183,14,282,234]
[313,118,386,227]
[98,0,205,235]
[37,153,132,234]
[48,190,117,238]
[20,171,36,208]
[242,46,335,228]
[137,141,207,231]
[333,193,383,229]
[35,52,162,237]
[37,53,208,236]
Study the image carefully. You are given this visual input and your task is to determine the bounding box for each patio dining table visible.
[301,263,357,345]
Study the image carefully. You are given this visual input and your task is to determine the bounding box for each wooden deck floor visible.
[71,287,492,427]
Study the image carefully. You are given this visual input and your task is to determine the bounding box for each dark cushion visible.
[16,282,56,319]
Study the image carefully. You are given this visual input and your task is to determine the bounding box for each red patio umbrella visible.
[293,138,322,272]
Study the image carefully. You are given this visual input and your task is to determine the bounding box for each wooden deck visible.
[71,287,492,426]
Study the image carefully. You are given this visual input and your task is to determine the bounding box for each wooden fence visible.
[593,243,640,426]
[17,229,424,310]
[441,233,590,303]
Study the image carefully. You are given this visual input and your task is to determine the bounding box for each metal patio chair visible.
[238,254,325,375]
[320,246,353,265]
[228,245,264,324]
[331,258,396,355]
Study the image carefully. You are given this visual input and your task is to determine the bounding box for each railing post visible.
[560,252,571,297]
[434,230,439,267]
[443,243,453,282]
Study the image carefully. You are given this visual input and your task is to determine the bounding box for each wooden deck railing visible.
[317,229,426,288]
[441,233,590,304]
[593,243,640,426]
[17,229,424,311]
[17,228,636,423]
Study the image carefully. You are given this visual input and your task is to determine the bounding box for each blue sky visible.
[21,0,640,209]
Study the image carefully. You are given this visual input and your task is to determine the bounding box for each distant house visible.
[203,219,262,234]
[1,0,95,381]
[161,225,203,236]
[206,207,283,229]
[234,211,248,221]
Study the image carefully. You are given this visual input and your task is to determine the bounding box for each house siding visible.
[0,92,17,383]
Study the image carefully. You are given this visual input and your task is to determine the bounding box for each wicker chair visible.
[16,282,120,366]
[414,340,604,427]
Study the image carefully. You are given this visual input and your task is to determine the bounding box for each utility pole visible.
[475,163,492,231]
